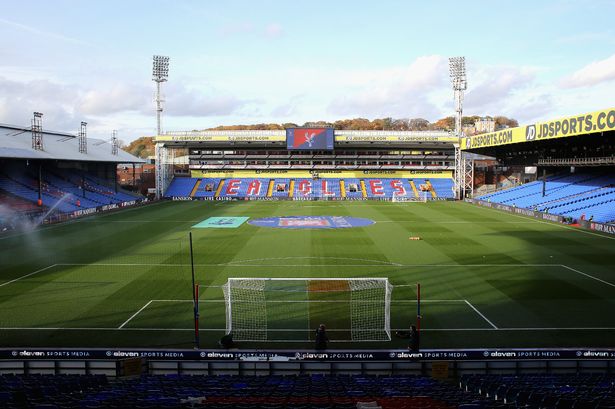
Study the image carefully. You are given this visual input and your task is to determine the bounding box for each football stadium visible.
[1,3,615,407]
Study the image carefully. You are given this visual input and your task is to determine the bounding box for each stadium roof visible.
[0,124,144,163]
[462,108,615,152]
[154,129,458,148]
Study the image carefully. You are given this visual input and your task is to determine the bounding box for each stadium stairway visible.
[190,179,201,197]
[343,179,363,199]
[266,179,275,197]
[163,177,455,201]
[360,180,368,198]
[288,180,295,197]
[193,179,222,198]
[0,374,506,409]
[409,180,420,198]
[425,180,438,198]
[477,172,615,222]
[214,180,225,198]
[164,177,199,198]
[460,373,615,409]
[429,178,455,199]
[271,179,291,198]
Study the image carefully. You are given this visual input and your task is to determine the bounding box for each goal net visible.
[222,278,393,342]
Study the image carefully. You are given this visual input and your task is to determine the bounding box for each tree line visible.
[123,115,518,158]
[205,115,518,132]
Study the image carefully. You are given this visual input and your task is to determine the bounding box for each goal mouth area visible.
[222,278,393,342]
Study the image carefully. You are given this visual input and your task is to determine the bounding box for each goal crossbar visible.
[222,277,393,342]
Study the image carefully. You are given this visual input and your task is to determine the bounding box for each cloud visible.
[0,75,248,138]
[163,82,249,117]
[218,22,255,37]
[264,23,283,38]
[327,55,447,118]
[0,17,89,46]
[559,54,615,88]
[218,21,284,39]
[465,65,537,112]
[81,84,150,115]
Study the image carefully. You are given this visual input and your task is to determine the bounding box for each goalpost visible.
[222,278,393,342]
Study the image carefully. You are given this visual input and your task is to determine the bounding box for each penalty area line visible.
[118,300,154,329]
[561,264,615,288]
[0,264,58,288]
[3,326,615,331]
[464,300,498,329]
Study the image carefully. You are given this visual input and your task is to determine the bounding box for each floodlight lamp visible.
[34,112,43,118]
[152,55,170,81]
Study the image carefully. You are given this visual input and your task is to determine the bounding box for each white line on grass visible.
[224,256,402,266]
[149,299,466,304]
[464,300,498,329]
[118,300,154,329]
[0,202,167,241]
[3,326,615,331]
[372,220,538,224]
[0,264,57,288]
[561,264,615,288]
[470,202,615,241]
[55,262,561,267]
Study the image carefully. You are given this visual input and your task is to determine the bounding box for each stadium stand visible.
[271,178,291,198]
[0,163,143,217]
[193,179,221,198]
[0,373,501,409]
[343,178,364,199]
[165,177,198,197]
[478,172,615,223]
[460,373,615,409]
[428,178,455,199]
[219,178,269,198]
[164,177,456,201]
[364,179,413,199]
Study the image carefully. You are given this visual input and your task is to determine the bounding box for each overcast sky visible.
[1,0,614,142]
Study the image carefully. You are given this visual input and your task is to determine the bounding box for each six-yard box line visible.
[0,263,613,335]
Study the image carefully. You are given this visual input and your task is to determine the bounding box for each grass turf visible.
[0,200,614,350]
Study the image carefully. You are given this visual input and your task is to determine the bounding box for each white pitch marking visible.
[148,299,465,304]
[464,300,498,329]
[2,326,615,332]
[470,202,615,241]
[55,262,561,267]
[0,264,58,288]
[118,300,154,329]
[561,264,615,288]
[225,256,401,266]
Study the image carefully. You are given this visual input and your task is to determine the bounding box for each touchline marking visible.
[225,256,401,266]
[56,262,561,267]
[0,264,57,288]
[561,264,615,288]
[118,300,154,329]
[471,202,615,241]
[149,299,465,304]
[2,327,615,331]
[372,220,538,224]
[0,202,166,241]
[464,300,498,329]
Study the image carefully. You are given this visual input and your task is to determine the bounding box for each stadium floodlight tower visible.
[32,112,43,151]
[449,56,473,199]
[78,122,87,154]
[152,55,170,198]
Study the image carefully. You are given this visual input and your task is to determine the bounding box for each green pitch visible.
[0,200,614,350]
